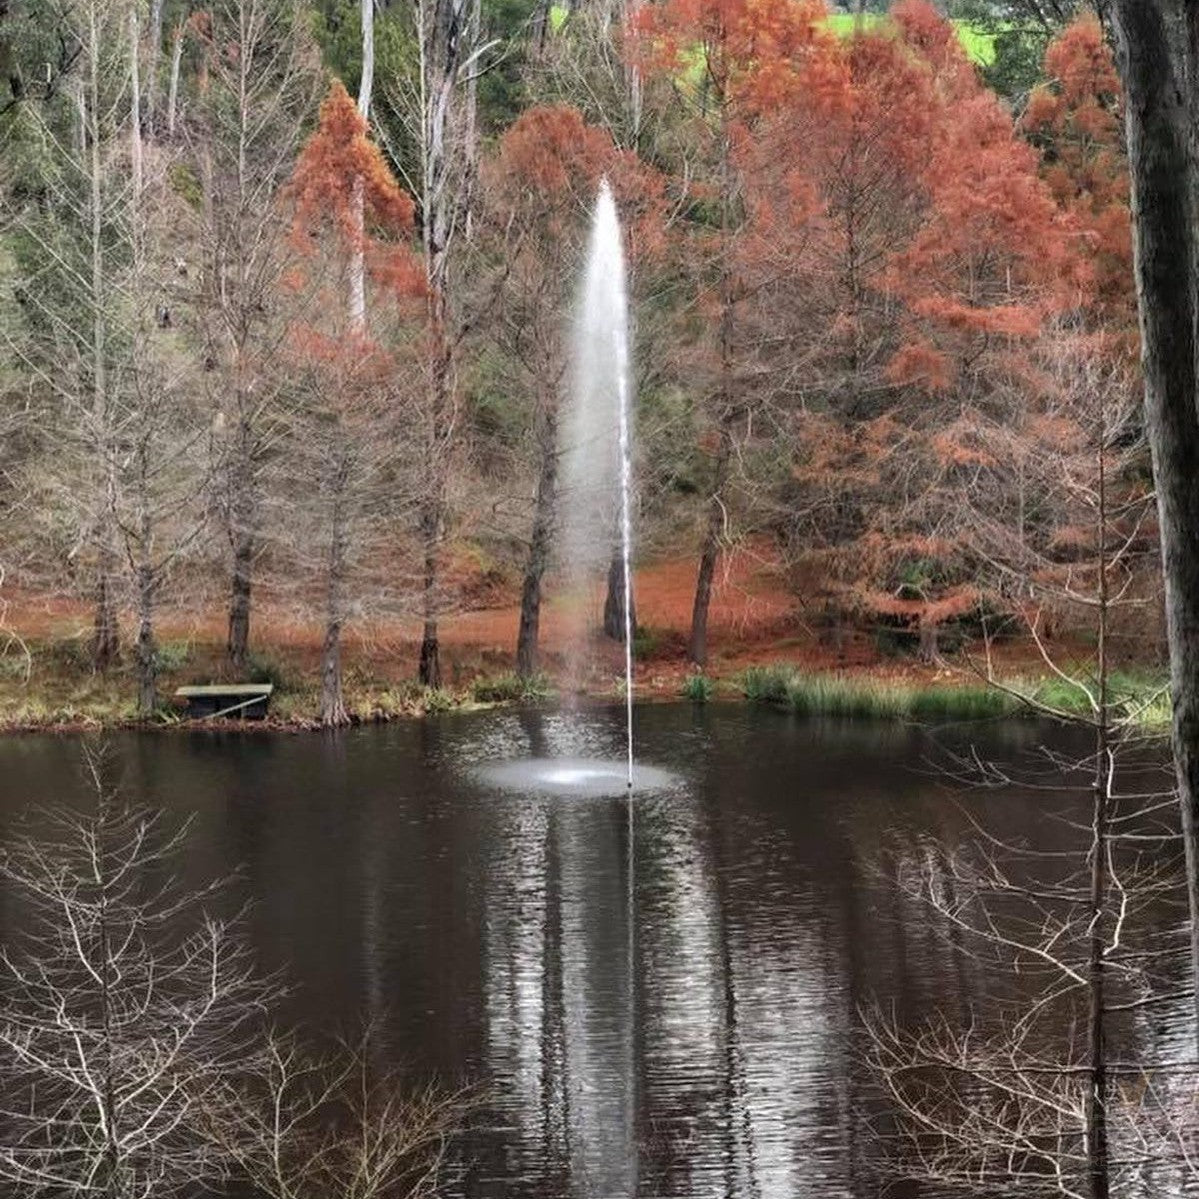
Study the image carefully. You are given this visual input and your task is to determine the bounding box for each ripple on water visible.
[477,756,679,798]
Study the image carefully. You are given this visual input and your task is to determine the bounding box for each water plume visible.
[561,179,636,787]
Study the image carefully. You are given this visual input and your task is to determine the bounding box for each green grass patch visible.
[682,673,714,703]
[471,673,555,704]
[154,639,193,672]
[744,665,1020,722]
[742,664,796,706]
[743,663,1172,729]
[1023,669,1172,729]
[420,687,457,715]
[824,13,997,65]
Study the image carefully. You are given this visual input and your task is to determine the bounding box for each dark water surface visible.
[0,705,1188,1197]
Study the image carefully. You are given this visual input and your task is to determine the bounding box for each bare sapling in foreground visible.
[0,745,469,1198]
[866,338,1196,1198]
[0,748,268,1197]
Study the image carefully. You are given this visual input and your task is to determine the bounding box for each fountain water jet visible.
[561,179,636,786]
[480,182,658,803]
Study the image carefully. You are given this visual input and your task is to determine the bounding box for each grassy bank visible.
[732,664,1171,731]
[0,632,1171,734]
[0,636,560,731]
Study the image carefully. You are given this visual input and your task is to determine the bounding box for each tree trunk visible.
[415,0,471,689]
[348,0,372,333]
[1110,0,1199,1045]
[135,563,156,718]
[87,7,119,674]
[689,430,731,667]
[690,100,736,668]
[1086,433,1112,1199]
[165,19,184,138]
[92,555,119,672]
[418,505,441,689]
[227,533,252,674]
[145,0,164,135]
[226,413,256,673]
[417,291,453,690]
[531,0,552,53]
[603,553,635,642]
[516,403,559,678]
[320,483,349,727]
[917,619,939,663]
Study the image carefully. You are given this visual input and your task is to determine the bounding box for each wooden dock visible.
[174,683,274,720]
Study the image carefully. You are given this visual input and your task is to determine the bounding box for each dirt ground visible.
[0,541,1089,726]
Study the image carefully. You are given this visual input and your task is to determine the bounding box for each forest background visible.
[0,0,1154,726]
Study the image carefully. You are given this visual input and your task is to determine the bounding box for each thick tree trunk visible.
[226,413,256,673]
[135,564,156,718]
[689,431,731,666]
[417,294,453,690]
[1110,0,1199,1045]
[320,617,345,726]
[320,487,349,727]
[516,404,559,678]
[419,508,443,695]
[603,553,636,642]
[92,550,119,672]
[227,534,252,673]
[917,619,939,663]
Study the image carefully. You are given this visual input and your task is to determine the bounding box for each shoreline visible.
[0,658,1172,736]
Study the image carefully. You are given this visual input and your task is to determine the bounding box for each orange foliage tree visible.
[1025,13,1133,331]
[284,81,423,725]
[628,0,829,666]
[644,0,1076,658]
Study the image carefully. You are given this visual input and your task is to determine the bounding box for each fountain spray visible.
[565,179,636,787]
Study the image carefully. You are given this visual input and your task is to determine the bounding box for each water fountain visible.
[479,180,662,800]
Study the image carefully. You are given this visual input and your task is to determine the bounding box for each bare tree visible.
[865,339,1192,1199]
[0,0,135,674]
[209,1029,468,1199]
[1,0,207,708]
[186,0,322,673]
[384,0,492,688]
[0,750,269,1198]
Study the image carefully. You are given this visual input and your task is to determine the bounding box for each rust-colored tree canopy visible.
[289,80,422,301]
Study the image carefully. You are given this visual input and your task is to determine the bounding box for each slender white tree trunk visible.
[145,0,164,133]
[129,4,143,195]
[348,0,373,335]
[166,18,184,138]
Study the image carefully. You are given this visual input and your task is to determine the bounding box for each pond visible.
[0,704,1189,1198]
